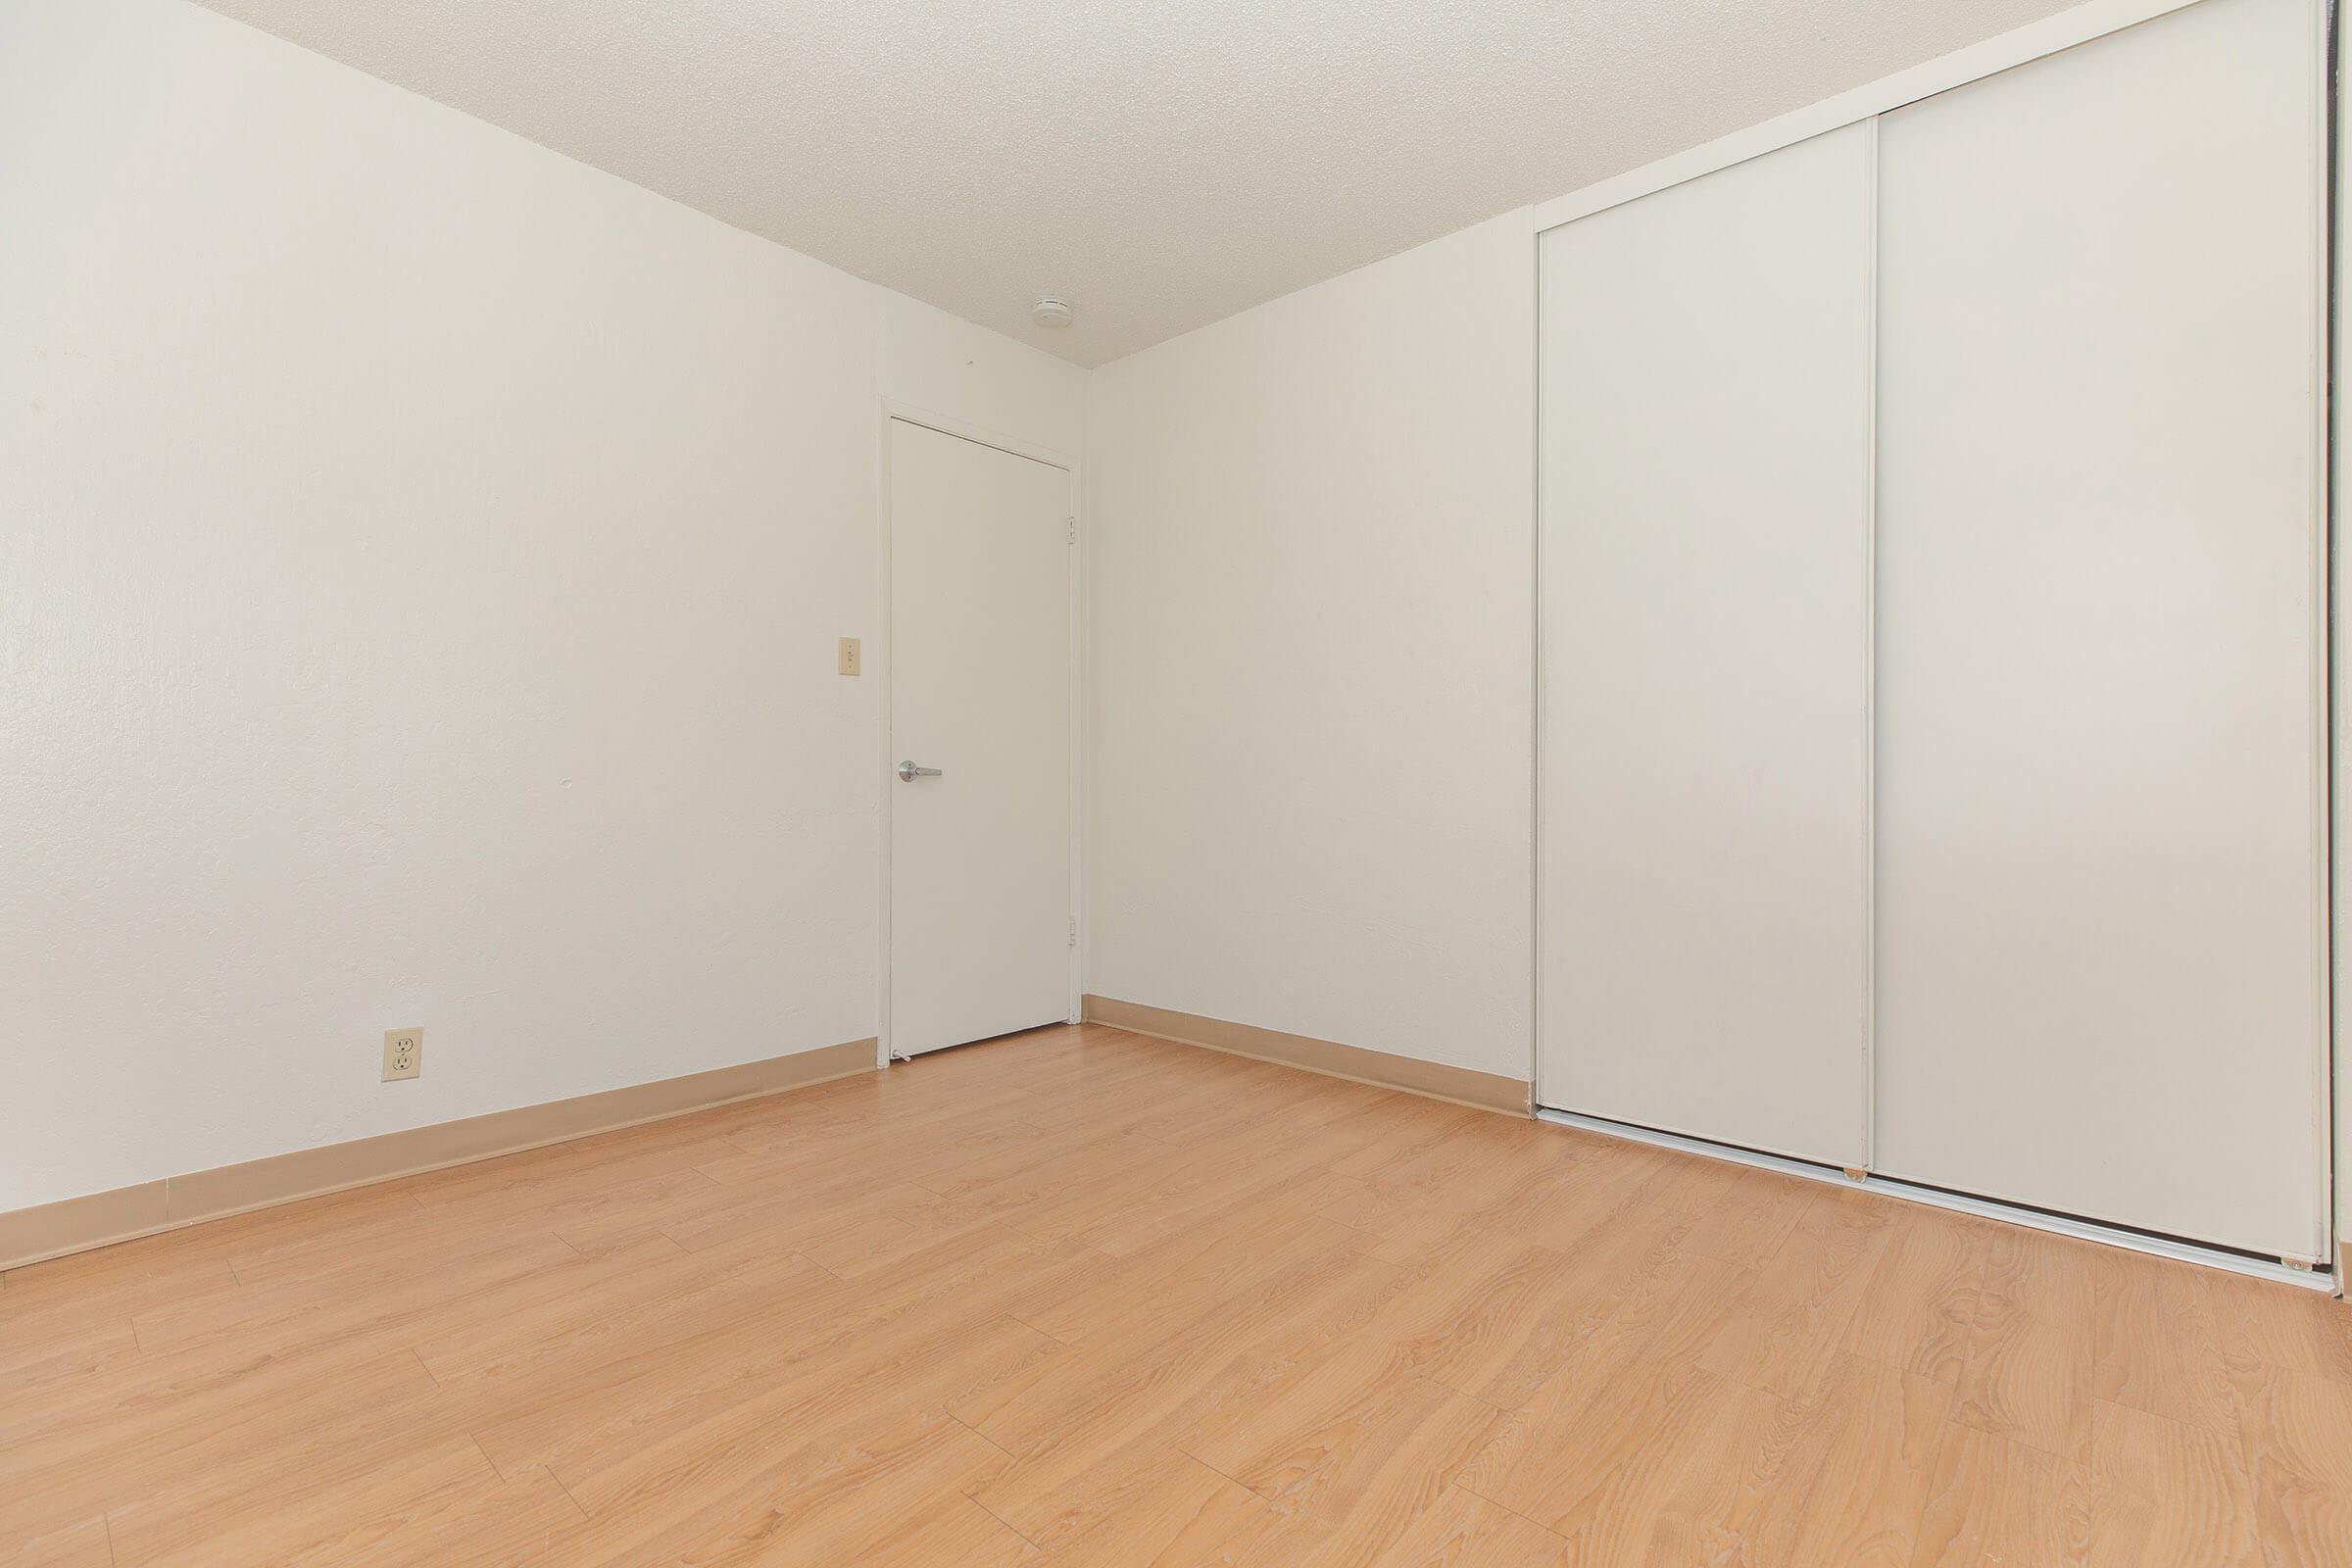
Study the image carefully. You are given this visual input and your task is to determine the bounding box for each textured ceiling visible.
[194,0,2081,366]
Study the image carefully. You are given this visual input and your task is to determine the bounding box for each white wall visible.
[877,293,1086,461]
[1084,211,1536,1082]
[0,0,1080,1212]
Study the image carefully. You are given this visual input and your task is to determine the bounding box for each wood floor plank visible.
[1028,1446,1279,1567]
[1183,1336,1498,1493]
[1951,1228,2097,1465]
[1362,1485,1568,1566]
[1,1340,446,1541]
[1210,1370,1504,1568]
[1407,1229,1657,1412]
[0,1307,138,1397]
[1620,1148,1818,1277]
[1779,1353,1953,1567]
[508,1247,1074,1493]
[536,1403,1014,1567]
[109,1430,582,1568]
[5,1022,2349,1566]
[552,1321,1043,1528]
[12,1520,113,1568]
[1841,1205,1992,1388]
[1,1240,245,1342]
[2232,1361,2352,1565]
[0,1497,113,1568]
[1080,1159,1370,1261]
[2207,1267,2352,1390]
[1481,1361,1788,1563]
[835,1489,1043,1568]
[2091,1247,2241,1439]
[2086,1398,2260,1568]
[1699,1184,1900,1404]
[1912,1422,2090,1568]
[966,1248,1416,1543]
[1335,1135,1597,1267]
[999,1205,1368,1350]
[459,1220,1069,1477]
[125,1229,593,1358]
[410,1241,832,1390]
[1455,1246,1756,1538]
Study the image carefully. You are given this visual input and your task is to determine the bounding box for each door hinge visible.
[1065,516,1076,545]
[1067,916,1078,947]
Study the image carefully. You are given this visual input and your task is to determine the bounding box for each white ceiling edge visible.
[188,0,2090,367]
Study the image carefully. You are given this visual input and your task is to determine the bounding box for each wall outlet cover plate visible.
[382,1027,423,1082]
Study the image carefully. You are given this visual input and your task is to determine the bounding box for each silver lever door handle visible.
[896,760,943,781]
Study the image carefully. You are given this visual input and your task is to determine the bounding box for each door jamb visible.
[874,399,1083,1069]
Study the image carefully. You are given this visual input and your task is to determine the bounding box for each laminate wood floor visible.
[7,1023,2352,1566]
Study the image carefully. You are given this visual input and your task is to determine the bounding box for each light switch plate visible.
[837,636,861,676]
[382,1027,422,1082]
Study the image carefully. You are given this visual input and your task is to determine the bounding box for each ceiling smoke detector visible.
[1031,296,1073,328]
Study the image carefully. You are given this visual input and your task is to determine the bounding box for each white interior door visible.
[1538,122,1877,1168]
[887,417,1074,1056]
[1873,0,2327,1259]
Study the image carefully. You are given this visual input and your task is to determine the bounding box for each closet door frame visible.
[1526,0,2334,1282]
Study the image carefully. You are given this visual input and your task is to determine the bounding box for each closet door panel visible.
[1873,0,2325,1257]
[1537,122,1875,1167]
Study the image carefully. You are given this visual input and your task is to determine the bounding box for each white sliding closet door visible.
[1875,0,2326,1259]
[1538,123,1875,1168]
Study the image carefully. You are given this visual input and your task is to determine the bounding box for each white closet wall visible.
[1537,0,2328,1261]
[1538,123,1876,1168]
[1872,0,2327,1259]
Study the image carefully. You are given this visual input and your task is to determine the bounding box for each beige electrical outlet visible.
[382,1027,422,1082]
[837,636,861,676]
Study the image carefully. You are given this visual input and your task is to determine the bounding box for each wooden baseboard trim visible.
[0,1038,877,1273]
[1083,996,1530,1116]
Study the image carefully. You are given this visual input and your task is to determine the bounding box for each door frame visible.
[873,400,1083,1068]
